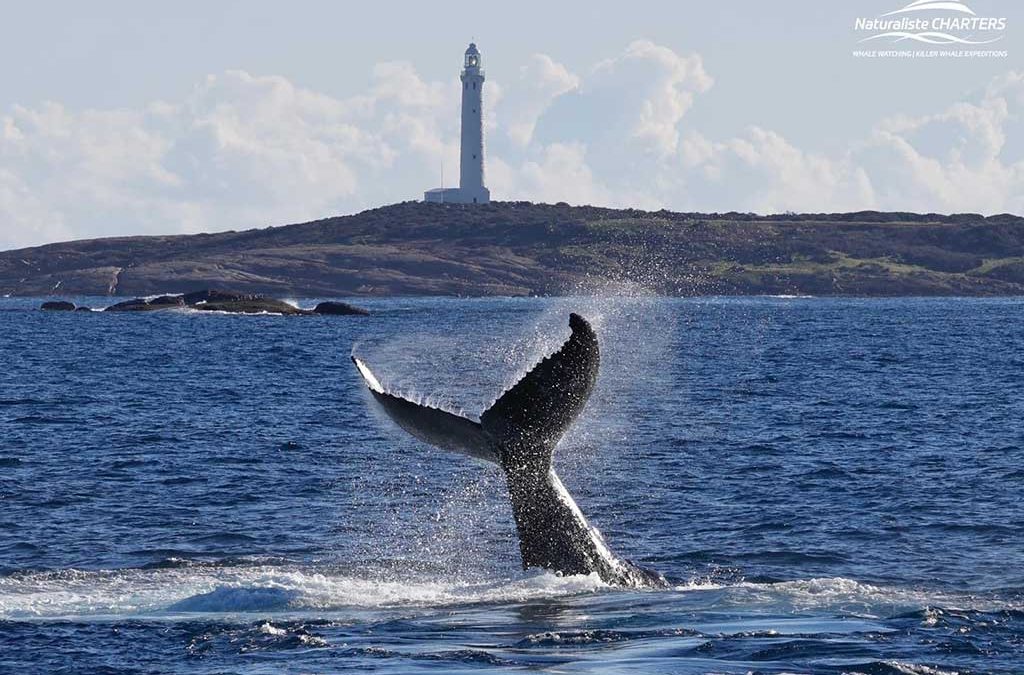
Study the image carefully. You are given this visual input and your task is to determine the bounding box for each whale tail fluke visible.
[352,313,599,471]
[480,313,599,469]
[351,314,665,587]
[351,356,498,464]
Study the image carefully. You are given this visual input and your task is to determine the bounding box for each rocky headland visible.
[7,201,1024,297]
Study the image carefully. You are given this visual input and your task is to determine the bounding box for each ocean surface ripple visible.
[0,296,1021,674]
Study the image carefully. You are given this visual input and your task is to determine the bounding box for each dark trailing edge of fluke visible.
[351,313,666,587]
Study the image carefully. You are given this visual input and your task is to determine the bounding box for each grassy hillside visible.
[2,201,1024,297]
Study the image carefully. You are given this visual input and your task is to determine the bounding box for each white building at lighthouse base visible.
[423,186,490,204]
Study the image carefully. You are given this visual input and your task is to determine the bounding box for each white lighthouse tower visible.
[424,43,491,204]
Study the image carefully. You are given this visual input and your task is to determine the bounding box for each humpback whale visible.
[352,313,665,588]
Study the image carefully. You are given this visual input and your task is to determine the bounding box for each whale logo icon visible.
[882,0,976,17]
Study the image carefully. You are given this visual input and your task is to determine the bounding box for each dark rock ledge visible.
[312,301,371,316]
[41,290,369,316]
[41,300,76,311]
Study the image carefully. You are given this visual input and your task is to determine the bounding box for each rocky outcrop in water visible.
[312,301,370,316]
[148,295,186,307]
[41,300,76,311]
[197,297,308,315]
[92,289,369,316]
[181,289,256,305]
[104,298,164,311]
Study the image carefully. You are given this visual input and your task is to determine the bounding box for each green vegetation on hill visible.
[2,201,1023,297]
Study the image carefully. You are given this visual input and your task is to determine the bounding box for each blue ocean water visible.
[0,295,1022,674]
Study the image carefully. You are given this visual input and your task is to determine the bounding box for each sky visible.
[1,0,1022,250]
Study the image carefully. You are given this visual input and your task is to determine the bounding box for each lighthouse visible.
[424,43,491,204]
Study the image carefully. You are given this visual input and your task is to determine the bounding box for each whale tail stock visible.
[352,313,664,587]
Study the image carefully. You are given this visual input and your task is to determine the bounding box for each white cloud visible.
[589,39,713,157]
[0,43,1020,250]
[516,44,1022,216]
[497,142,602,205]
[852,72,1024,214]
[0,166,71,248]
[500,54,579,147]
[672,127,875,213]
[0,68,427,248]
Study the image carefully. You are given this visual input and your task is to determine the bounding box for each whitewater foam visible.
[3,565,1016,622]
[713,576,1021,617]
[0,565,609,619]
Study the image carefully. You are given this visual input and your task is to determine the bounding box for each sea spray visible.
[345,290,676,582]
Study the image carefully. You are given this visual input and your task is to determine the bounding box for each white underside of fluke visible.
[353,357,385,394]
